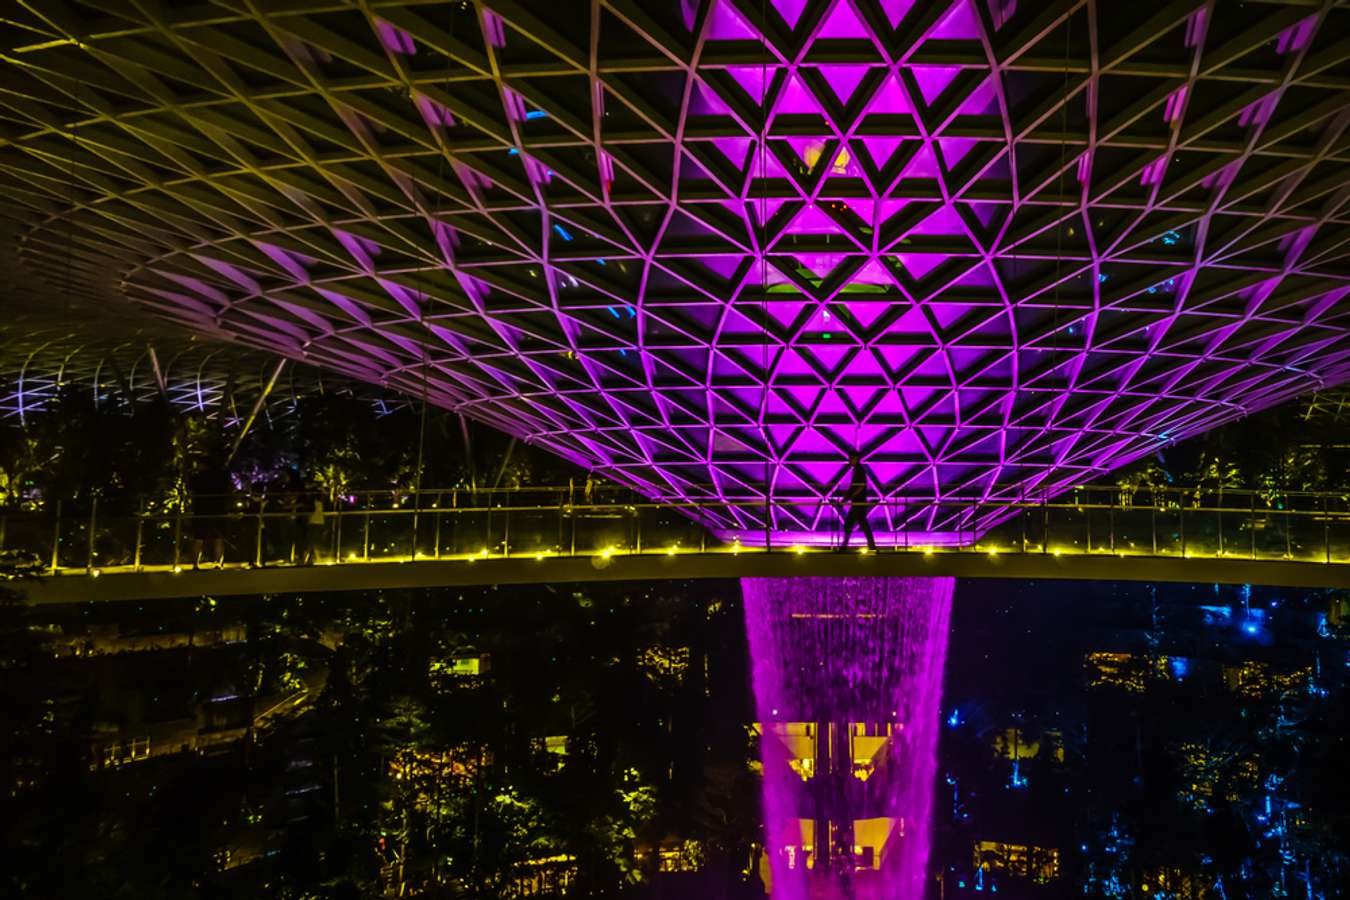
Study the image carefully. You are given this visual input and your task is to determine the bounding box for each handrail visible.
[1,484,1347,582]
[6,483,1350,512]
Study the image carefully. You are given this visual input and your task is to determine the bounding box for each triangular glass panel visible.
[841,352,887,378]
[851,259,894,287]
[785,203,847,235]
[772,0,810,29]
[966,201,1003,229]
[778,73,825,115]
[931,0,980,38]
[709,0,758,39]
[809,344,853,375]
[910,65,960,105]
[727,65,769,102]
[859,136,906,169]
[900,144,940,178]
[820,65,870,105]
[818,1,870,38]
[773,347,818,378]
[896,253,946,279]
[908,205,965,237]
[937,137,977,169]
[956,78,998,115]
[796,252,850,281]
[712,136,752,169]
[778,384,823,411]
[953,262,996,287]
[691,79,733,115]
[846,301,892,329]
[698,255,746,281]
[865,74,911,114]
[881,0,917,28]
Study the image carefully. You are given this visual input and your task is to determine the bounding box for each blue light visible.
[1008,760,1028,789]
[1097,273,1109,283]
[1244,622,1259,635]
[1169,657,1189,680]
[507,147,520,155]
[625,304,637,318]
[608,307,620,318]
[947,708,962,728]
[553,223,574,241]
[524,109,548,120]
[1161,229,1181,245]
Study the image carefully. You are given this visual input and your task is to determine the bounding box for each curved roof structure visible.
[0,321,370,424]
[2,0,1349,542]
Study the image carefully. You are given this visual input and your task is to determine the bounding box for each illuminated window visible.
[637,645,691,682]
[973,841,1059,884]
[851,722,895,781]
[1174,742,1259,809]
[653,840,705,873]
[1223,661,1309,698]
[1085,651,1148,692]
[1140,868,1213,898]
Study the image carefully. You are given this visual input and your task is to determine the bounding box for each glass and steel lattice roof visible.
[2,1,1349,541]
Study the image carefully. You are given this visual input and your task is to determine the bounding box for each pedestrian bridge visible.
[6,485,1350,604]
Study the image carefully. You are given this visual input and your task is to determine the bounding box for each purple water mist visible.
[742,577,955,899]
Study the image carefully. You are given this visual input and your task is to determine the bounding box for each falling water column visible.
[741,576,956,900]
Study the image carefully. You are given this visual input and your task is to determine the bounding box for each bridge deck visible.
[15,548,1350,605]
[6,485,1350,602]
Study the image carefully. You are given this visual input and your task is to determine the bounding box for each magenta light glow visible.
[742,576,956,898]
[4,1,1349,545]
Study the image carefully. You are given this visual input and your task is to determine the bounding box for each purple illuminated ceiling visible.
[3,1,1350,540]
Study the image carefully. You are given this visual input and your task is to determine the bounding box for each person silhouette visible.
[839,452,877,553]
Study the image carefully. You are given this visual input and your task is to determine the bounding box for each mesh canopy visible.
[2,0,1349,539]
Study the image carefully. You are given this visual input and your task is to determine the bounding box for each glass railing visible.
[1,485,1348,575]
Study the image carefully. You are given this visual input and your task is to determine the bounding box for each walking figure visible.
[302,494,327,565]
[839,452,877,553]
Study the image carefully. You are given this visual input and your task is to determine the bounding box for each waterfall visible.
[742,576,956,899]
